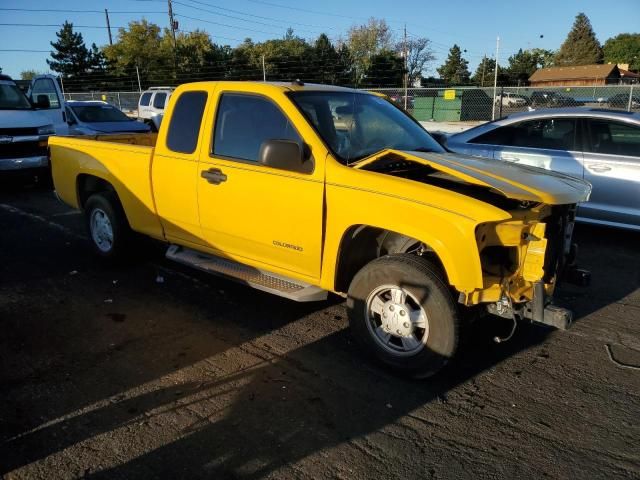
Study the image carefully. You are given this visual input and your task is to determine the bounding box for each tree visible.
[396,37,434,86]
[603,33,640,71]
[335,43,354,86]
[437,44,470,85]
[347,18,393,85]
[361,50,404,88]
[471,56,498,86]
[506,49,541,84]
[47,21,92,77]
[20,70,41,80]
[555,13,603,66]
[103,20,172,85]
[251,30,313,82]
[310,34,341,84]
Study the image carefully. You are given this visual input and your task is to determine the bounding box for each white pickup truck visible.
[0,74,67,175]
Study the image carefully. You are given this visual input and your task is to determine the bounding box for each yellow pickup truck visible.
[49,81,591,377]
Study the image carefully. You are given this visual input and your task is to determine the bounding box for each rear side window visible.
[31,78,60,108]
[153,92,167,109]
[588,119,640,157]
[139,92,152,106]
[213,93,300,162]
[166,91,208,154]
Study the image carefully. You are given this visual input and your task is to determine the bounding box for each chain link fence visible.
[367,85,639,122]
[64,84,639,121]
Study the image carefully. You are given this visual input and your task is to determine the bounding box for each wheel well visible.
[334,226,446,293]
[76,174,117,209]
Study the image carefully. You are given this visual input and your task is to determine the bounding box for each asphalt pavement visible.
[1,183,639,479]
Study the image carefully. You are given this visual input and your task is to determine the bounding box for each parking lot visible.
[1,184,639,479]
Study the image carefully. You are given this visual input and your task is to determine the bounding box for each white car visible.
[494,92,528,107]
[138,87,174,121]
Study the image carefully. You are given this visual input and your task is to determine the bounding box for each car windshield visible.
[71,104,131,123]
[0,81,32,110]
[289,91,444,164]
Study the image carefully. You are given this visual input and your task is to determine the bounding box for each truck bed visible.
[48,133,164,240]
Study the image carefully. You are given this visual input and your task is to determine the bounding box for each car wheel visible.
[347,254,459,378]
[84,192,133,260]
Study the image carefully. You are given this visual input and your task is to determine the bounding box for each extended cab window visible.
[166,91,208,154]
[31,78,60,109]
[588,120,640,157]
[471,118,576,151]
[213,93,300,162]
[139,92,152,106]
[153,93,167,109]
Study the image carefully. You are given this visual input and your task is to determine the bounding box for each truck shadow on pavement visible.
[1,187,639,478]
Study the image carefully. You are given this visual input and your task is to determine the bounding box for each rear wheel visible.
[347,254,459,378]
[84,192,133,260]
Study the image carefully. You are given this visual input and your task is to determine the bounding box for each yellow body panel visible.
[49,81,576,306]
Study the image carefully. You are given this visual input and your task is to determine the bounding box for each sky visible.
[0,0,638,80]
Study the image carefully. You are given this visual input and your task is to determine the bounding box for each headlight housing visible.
[38,124,55,136]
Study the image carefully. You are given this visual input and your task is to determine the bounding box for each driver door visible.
[197,89,325,280]
[29,75,68,134]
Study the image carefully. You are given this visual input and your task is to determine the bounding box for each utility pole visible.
[480,54,486,87]
[136,65,142,93]
[262,55,266,81]
[492,36,500,120]
[168,0,177,48]
[105,9,113,46]
[403,24,408,110]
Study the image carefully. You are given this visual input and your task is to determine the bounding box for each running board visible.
[166,245,328,302]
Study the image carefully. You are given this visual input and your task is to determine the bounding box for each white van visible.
[138,87,174,120]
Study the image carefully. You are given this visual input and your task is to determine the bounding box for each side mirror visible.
[150,113,163,132]
[34,94,51,109]
[259,139,313,174]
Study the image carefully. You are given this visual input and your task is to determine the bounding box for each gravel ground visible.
[0,184,639,480]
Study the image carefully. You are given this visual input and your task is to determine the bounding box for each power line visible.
[0,23,126,29]
[174,13,284,36]
[173,0,326,35]
[0,8,165,14]
[177,0,336,30]
[0,49,50,52]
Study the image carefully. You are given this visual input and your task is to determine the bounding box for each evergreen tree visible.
[335,44,354,86]
[311,34,340,84]
[437,44,470,85]
[471,56,497,86]
[361,50,404,88]
[555,13,603,66]
[47,21,91,77]
[507,49,539,84]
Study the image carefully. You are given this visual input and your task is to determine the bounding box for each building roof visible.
[529,64,619,82]
[619,68,640,79]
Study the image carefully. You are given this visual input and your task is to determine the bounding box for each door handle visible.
[201,168,227,185]
[587,164,611,173]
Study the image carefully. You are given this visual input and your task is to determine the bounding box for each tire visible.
[347,254,459,378]
[84,192,133,260]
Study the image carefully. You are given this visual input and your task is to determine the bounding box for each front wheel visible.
[347,254,459,378]
[84,192,133,260]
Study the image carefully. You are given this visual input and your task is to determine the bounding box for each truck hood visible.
[0,109,51,129]
[355,150,591,205]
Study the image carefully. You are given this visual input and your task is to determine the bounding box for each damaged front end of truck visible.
[356,149,592,332]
